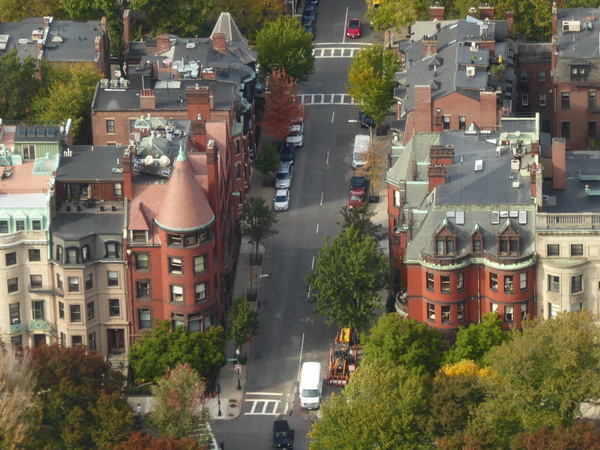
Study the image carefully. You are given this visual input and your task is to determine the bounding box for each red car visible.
[349,187,366,209]
[346,19,361,38]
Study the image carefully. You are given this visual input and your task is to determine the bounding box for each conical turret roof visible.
[154,143,215,233]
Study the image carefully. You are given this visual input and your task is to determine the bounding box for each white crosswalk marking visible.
[244,392,283,416]
[297,93,355,106]
[313,47,363,58]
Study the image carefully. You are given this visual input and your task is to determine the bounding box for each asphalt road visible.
[212,1,381,447]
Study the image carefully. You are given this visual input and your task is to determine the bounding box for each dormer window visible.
[132,230,148,242]
[497,220,520,256]
[105,241,119,258]
[571,65,587,81]
[471,231,483,253]
[434,219,457,256]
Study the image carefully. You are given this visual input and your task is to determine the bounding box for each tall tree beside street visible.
[128,320,226,382]
[308,361,429,449]
[305,225,389,331]
[32,63,103,140]
[151,363,212,442]
[362,314,443,375]
[29,344,133,448]
[130,0,215,37]
[338,205,386,242]
[347,44,401,126]
[227,296,260,351]
[443,311,511,366]
[253,142,281,183]
[0,51,40,121]
[261,68,305,142]
[256,16,315,83]
[365,0,428,31]
[240,196,279,259]
[0,346,37,447]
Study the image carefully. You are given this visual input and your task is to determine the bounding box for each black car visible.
[305,0,319,5]
[273,420,294,448]
[350,175,370,192]
[303,5,317,23]
[359,110,375,128]
[280,145,296,164]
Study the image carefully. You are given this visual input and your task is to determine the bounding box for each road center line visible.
[311,256,315,269]
[331,110,335,123]
[315,223,319,234]
[320,192,323,206]
[297,332,305,382]
[326,150,329,165]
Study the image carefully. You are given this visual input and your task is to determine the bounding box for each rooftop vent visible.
[474,159,484,172]
[466,66,476,77]
[186,42,196,49]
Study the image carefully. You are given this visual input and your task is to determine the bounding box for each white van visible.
[299,362,323,409]
[352,135,370,169]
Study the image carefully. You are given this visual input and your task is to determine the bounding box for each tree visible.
[212,0,286,42]
[227,296,259,352]
[472,311,600,445]
[29,344,133,448]
[0,346,37,447]
[151,363,211,441]
[0,0,63,22]
[347,44,400,127]
[128,321,226,383]
[308,361,429,449]
[116,432,201,450]
[261,68,305,142]
[443,311,511,366]
[362,313,443,375]
[130,0,215,37]
[353,136,389,199]
[510,422,600,449]
[305,225,389,331]
[253,142,281,184]
[256,16,315,83]
[239,196,279,259]
[0,51,40,121]
[32,63,103,141]
[365,0,428,32]
[338,205,386,242]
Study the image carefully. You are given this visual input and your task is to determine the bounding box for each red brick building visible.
[551,4,600,149]
[386,118,539,335]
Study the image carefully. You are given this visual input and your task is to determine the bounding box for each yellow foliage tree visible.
[437,359,495,380]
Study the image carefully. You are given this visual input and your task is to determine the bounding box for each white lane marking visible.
[326,150,329,165]
[331,110,335,123]
[244,399,281,416]
[311,256,315,270]
[246,392,283,396]
[298,333,305,382]
[307,285,311,300]
[320,192,324,206]
[316,223,319,234]
[343,7,348,44]
[297,93,355,105]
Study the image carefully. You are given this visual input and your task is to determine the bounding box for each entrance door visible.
[33,334,46,347]
[107,329,125,354]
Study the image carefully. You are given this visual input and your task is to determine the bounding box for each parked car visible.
[303,5,317,23]
[305,0,319,5]
[359,110,375,128]
[352,135,370,169]
[346,18,361,38]
[286,123,304,148]
[276,162,293,189]
[349,186,368,209]
[274,188,291,211]
[273,420,295,448]
[350,174,369,192]
[280,145,296,164]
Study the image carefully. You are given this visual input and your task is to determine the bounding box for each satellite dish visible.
[144,155,154,165]
[159,155,170,166]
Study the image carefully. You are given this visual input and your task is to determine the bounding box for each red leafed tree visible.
[115,432,201,450]
[261,68,305,143]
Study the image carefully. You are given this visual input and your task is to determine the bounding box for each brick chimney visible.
[140,89,156,110]
[186,85,213,120]
[43,16,51,29]
[156,34,170,54]
[101,16,107,36]
[552,138,566,190]
[429,145,455,165]
[123,9,131,52]
[423,36,438,57]
[414,85,433,133]
[479,4,494,20]
[213,33,227,55]
[191,116,207,152]
[95,36,101,52]
[201,67,217,80]
[428,165,446,192]
[506,11,514,37]
[206,139,220,217]
[429,4,445,21]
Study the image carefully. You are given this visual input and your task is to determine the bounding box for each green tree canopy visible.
[308,361,429,449]
[0,51,40,121]
[227,296,260,350]
[128,321,226,382]
[305,225,389,331]
[365,0,428,31]
[347,45,400,126]
[29,344,133,448]
[256,16,315,83]
[130,0,215,37]
[212,0,285,42]
[443,311,511,366]
[362,313,443,375]
[472,311,600,445]
[253,142,280,180]
[33,62,102,141]
[338,205,386,242]
[151,363,211,441]
[240,196,279,258]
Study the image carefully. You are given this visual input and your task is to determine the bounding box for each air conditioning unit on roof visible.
[466,66,476,77]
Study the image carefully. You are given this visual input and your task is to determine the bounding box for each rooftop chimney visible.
[506,11,514,37]
[213,33,227,55]
[95,36,101,52]
[101,16,108,36]
[423,35,438,57]
[156,34,170,54]
[427,165,446,192]
[140,89,156,110]
[429,4,445,21]
[479,4,494,20]
[43,16,51,29]
[552,138,566,190]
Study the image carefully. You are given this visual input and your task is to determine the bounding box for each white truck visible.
[352,134,370,169]
[299,362,323,409]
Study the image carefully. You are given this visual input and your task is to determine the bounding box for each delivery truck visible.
[299,362,323,409]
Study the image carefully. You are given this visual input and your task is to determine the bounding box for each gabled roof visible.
[210,12,248,45]
[154,144,214,233]
[129,200,151,231]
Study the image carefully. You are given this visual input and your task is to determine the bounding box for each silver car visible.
[273,188,290,211]
[276,162,293,189]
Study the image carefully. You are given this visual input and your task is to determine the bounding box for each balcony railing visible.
[9,322,25,334]
[29,319,52,331]
[537,213,600,230]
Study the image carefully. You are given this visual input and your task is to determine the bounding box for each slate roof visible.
[0,17,105,64]
[55,145,124,182]
[554,7,600,83]
[51,212,123,240]
[14,126,61,143]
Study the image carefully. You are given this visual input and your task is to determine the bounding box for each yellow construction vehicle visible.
[326,328,359,386]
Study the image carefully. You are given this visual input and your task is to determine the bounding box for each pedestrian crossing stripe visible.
[313,47,364,58]
[296,94,355,106]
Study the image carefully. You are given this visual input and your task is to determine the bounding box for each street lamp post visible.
[236,348,242,390]
[216,382,222,417]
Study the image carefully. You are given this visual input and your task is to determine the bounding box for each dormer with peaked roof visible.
[434,218,457,256]
[154,143,214,233]
[497,218,520,256]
